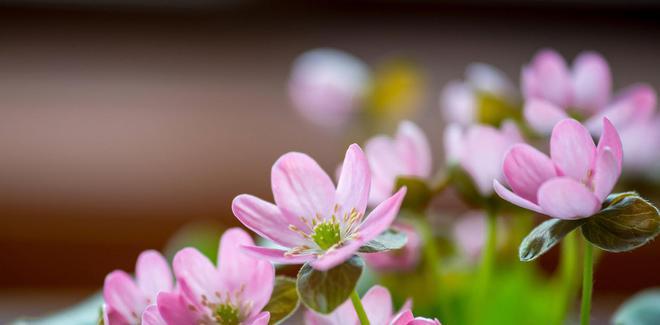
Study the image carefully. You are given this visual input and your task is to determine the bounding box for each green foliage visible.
[358,228,407,253]
[519,218,586,261]
[296,256,364,314]
[263,277,300,324]
[394,176,433,212]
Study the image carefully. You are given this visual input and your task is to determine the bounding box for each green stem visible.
[418,218,451,322]
[351,290,370,325]
[580,240,594,325]
[557,231,578,323]
[480,207,498,288]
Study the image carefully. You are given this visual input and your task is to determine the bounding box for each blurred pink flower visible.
[444,121,523,197]
[102,250,174,325]
[452,211,506,261]
[156,228,273,325]
[289,48,370,129]
[304,285,439,325]
[494,118,622,220]
[522,49,657,136]
[440,63,518,125]
[232,144,406,271]
[363,221,422,272]
[618,116,660,175]
[365,120,432,206]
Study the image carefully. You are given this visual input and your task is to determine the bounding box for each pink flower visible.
[365,120,432,206]
[452,211,506,261]
[289,48,370,129]
[363,221,422,271]
[102,250,174,325]
[444,121,523,197]
[232,144,406,271]
[440,63,518,125]
[522,49,657,136]
[618,116,660,174]
[155,228,274,325]
[494,118,623,220]
[304,285,439,325]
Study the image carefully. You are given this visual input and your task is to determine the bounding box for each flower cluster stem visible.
[580,240,594,325]
[351,290,370,325]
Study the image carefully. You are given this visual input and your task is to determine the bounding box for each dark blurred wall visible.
[0,2,658,292]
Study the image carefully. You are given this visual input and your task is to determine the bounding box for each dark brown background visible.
[0,1,658,321]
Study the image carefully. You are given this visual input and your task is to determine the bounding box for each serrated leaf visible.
[519,218,586,261]
[296,256,363,314]
[395,176,432,211]
[613,288,660,325]
[263,276,300,324]
[581,192,660,252]
[358,228,407,253]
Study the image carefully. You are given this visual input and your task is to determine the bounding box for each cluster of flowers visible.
[99,48,659,325]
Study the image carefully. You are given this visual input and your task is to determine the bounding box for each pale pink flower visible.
[618,116,660,175]
[441,63,518,125]
[363,221,421,271]
[304,285,439,325]
[522,49,657,136]
[102,250,174,325]
[289,48,370,129]
[365,120,432,206]
[452,211,507,261]
[232,144,407,271]
[444,121,523,197]
[494,118,623,220]
[155,228,274,325]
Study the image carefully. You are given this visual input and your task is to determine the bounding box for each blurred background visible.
[0,0,659,322]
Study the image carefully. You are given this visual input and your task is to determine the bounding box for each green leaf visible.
[581,192,660,252]
[358,228,407,253]
[263,276,300,324]
[395,176,432,211]
[519,218,586,262]
[613,288,660,325]
[448,166,487,208]
[296,256,364,314]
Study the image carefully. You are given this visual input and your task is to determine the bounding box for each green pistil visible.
[311,221,342,250]
[214,303,240,325]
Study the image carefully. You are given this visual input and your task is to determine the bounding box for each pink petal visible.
[361,285,393,325]
[391,310,415,325]
[524,99,569,135]
[587,84,657,134]
[396,121,433,178]
[596,117,623,172]
[218,228,275,317]
[493,180,544,214]
[571,51,611,114]
[141,305,166,325]
[359,187,407,243]
[336,144,371,216]
[136,250,173,301]
[592,148,620,202]
[363,221,421,271]
[103,304,129,325]
[232,194,307,247]
[409,318,442,325]
[537,177,601,220]
[103,270,147,323]
[172,248,221,306]
[466,62,517,101]
[443,124,464,164]
[311,240,363,271]
[524,49,573,107]
[271,152,336,222]
[440,81,476,125]
[241,245,315,264]
[503,144,556,203]
[550,119,596,181]
[366,135,403,206]
[304,300,357,325]
[156,292,200,325]
[246,312,271,325]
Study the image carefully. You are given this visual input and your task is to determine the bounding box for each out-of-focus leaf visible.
[613,288,660,325]
[263,276,300,325]
[449,166,487,208]
[476,92,521,127]
[395,176,432,212]
[519,218,586,261]
[13,292,102,325]
[358,228,407,253]
[581,192,660,252]
[296,256,363,314]
[163,221,227,263]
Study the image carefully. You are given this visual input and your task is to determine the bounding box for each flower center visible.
[311,220,342,250]
[214,303,240,325]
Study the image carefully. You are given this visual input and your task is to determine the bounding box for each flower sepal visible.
[262,276,300,324]
[357,228,408,253]
[296,256,364,314]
